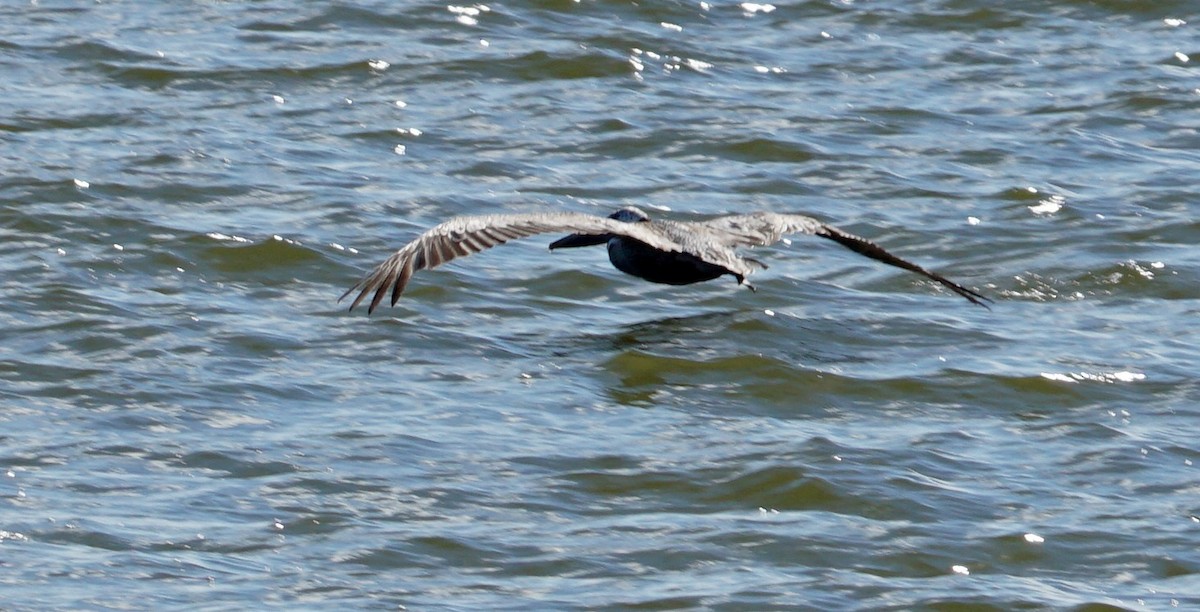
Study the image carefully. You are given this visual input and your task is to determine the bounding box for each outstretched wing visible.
[697,212,826,248]
[813,224,992,308]
[340,212,683,313]
[699,213,992,308]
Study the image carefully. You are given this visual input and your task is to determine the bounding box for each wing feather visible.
[434,239,455,266]
[651,218,758,279]
[812,225,992,308]
[697,212,824,247]
[461,234,489,252]
[490,226,522,240]
[421,243,439,269]
[480,227,512,243]
[340,212,684,313]
[387,260,414,308]
[697,212,990,307]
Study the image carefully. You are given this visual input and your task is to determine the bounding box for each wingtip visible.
[957,286,994,310]
[340,283,365,313]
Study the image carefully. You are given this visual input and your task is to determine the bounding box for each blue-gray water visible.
[2,1,1198,609]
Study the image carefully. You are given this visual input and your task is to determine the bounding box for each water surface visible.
[2,1,1198,609]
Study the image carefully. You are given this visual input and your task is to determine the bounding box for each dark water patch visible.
[1118,219,1200,246]
[603,349,796,387]
[269,513,353,537]
[578,117,638,134]
[550,456,939,521]
[101,60,391,91]
[92,181,259,205]
[524,269,634,302]
[728,175,813,195]
[442,49,632,82]
[448,159,542,180]
[0,112,141,133]
[0,359,106,391]
[555,466,712,509]
[84,444,150,459]
[338,546,429,572]
[1071,260,1198,300]
[195,234,323,277]
[329,429,388,441]
[340,126,429,144]
[565,128,687,159]
[144,533,220,554]
[267,476,392,497]
[0,177,104,210]
[38,525,135,552]
[0,448,72,469]
[1110,91,1196,114]
[857,106,960,133]
[598,594,708,611]
[901,6,1033,31]
[411,535,554,573]
[239,4,431,33]
[696,136,819,164]
[53,39,163,63]
[521,183,680,202]
[995,185,1050,203]
[216,331,309,360]
[54,322,165,358]
[511,0,713,30]
[65,481,144,496]
[706,466,844,509]
[510,452,643,475]
[601,348,1031,411]
[171,450,301,479]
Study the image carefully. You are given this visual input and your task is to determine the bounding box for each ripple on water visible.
[197,233,323,276]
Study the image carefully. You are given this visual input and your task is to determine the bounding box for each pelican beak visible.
[549,233,610,250]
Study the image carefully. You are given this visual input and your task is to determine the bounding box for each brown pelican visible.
[341,207,991,313]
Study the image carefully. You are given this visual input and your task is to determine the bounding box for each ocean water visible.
[1,1,1197,609]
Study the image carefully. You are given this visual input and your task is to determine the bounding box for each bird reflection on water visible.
[342,207,991,314]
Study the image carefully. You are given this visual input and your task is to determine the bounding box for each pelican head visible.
[549,207,650,250]
[608,207,650,223]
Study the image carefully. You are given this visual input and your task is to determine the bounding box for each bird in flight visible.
[340,207,991,314]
